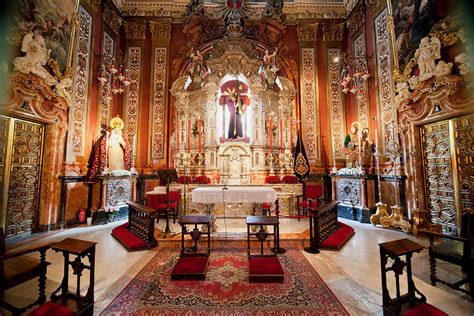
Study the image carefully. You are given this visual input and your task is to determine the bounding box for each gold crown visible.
[110,116,124,130]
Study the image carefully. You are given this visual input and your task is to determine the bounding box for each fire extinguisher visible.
[78,208,87,224]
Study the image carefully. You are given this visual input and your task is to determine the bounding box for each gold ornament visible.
[294,152,309,176]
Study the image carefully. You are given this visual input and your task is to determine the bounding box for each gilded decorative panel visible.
[99,32,115,133]
[125,47,142,157]
[68,5,92,158]
[0,116,9,226]
[300,48,318,163]
[452,115,473,219]
[151,47,167,163]
[421,121,457,234]
[354,32,369,131]
[375,8,396,147]
[6,120,44,237]
[327,48,345,158]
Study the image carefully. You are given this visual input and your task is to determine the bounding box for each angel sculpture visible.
[258,48,283,90]
[184,49,211,90]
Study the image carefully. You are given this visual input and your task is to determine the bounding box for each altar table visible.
[191,186,278,231]
[192,186,278,204]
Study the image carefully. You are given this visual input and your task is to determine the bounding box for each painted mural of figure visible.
[227,92,244,139]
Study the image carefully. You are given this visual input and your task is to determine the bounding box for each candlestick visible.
[177,120,180,151]
[269,119,273,153]
[187,119,190,153]
[374,128,378,147]
[198,120,202,152]
[279,119,283,154]
[103,130,109,174]
[358,128,362,172]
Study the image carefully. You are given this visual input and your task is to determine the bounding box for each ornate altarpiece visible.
[170,43,296,184]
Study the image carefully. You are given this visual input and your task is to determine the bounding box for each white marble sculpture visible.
[434,60,453,78]
[13,32,58,86]
[455,52,471,76]
[54,77,73,106]
[415,36,441,82]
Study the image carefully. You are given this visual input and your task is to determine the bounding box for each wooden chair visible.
[156,186,181,237]
[295,182,322,221]
[0,228,54,315]
[420,212,474,299]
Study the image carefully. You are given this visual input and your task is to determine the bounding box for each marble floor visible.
[2,218,474,315]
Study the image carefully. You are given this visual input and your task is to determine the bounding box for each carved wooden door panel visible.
[421,114,474,235]
[0,116,45,237]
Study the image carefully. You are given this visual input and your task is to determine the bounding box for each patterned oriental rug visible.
[101,248,349,315]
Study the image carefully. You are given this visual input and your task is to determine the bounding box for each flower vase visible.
[86,217,93,226]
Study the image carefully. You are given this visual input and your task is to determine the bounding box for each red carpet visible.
[101,248,349,315]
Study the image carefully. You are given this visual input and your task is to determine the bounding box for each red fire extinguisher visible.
[78,208,87,224]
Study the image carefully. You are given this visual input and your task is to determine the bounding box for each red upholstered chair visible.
[261,202,272,216]
[295,182,322,221]
[0,228,53,315]
[156,189,181,236]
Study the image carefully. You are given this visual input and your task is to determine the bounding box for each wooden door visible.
[421,114,474,235]
[0,115,45,237]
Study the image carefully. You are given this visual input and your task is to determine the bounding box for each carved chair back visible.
[304,182,322,200]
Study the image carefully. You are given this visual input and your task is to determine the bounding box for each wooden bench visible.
[111,201,158,251]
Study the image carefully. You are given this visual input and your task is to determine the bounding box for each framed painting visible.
[391,0,449,71]
[6,0,79,73]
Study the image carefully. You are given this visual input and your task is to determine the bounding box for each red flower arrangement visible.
[194,175,211,184]
[282,175,299,184]
[178,175,192,184]
[265,175,281,184]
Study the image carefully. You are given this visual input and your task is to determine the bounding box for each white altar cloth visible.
[192,186,277,204]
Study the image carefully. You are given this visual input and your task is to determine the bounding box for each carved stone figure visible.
[54,77,72,106]
[258,48,282,89]
[13,32,58,86]
[455,53,471,76]
[415,36,441,82]
[184,49,210,90]
[434,60,453,78]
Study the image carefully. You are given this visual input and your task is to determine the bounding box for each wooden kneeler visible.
[246,216,284,283]
[171,215,211,281]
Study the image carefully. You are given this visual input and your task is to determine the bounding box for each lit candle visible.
[269,119,273,153]
[177,120,180,151]
[187,119,190,153]
[198,120,202,152]
[279,119,283,154]
[289,118,293,150]
[374,128,378,148]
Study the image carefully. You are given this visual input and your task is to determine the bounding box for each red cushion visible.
[168,191,180,202]
[172,256,208,274]
[262,203,271,209]
[299,200,310,207]
[248,256,284,275]
[403,304,448,316]
[305,185,322,199]
[28,302,76,316]
[112,226,147,250]
[320,222,355,249]
[157,203,178,209]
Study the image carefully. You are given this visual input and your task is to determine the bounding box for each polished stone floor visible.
[3,218,474,315]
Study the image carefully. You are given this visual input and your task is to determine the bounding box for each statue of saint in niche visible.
[227,90,245,139]
[86,116,131,181]
[220,79,250,140]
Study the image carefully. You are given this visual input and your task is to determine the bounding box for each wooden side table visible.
[246,216,281,256]
[50,238,97,315]
[178,215,211,257]
[379,238,425,315]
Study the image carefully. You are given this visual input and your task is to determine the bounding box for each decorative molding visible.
[327,48,345,158]
[323,23,345,42]
[354,32,369,131]
[125,47,142,157]
[346,3,365,36]
[68,5,92,158]
[296,23,319,42]
[374,8,395,147]
[98,32,115,133]
[149,21,172,41]
[81,0,100,13]
[300,48,318,163]
[103,2,123,35]
[124,21,146,40]
[119,3,346,21]
[151,47,167,163]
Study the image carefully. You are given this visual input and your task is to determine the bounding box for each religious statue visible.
[227,90,245,139]
[13,32,58,86]
[415,36,441,82]
[184,49,210,90]
[343,122,361,169]
[86,116,132,182]
[184,0,204,22]
[264,0,284,17]
[258,48,282,90]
